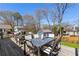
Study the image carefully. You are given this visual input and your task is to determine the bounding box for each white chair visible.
[25,35,37,55]
[41,34,44,39]
[48,34,54,38]
[33,34,39,39]
[25,35,35,48]
[25,35,32,40]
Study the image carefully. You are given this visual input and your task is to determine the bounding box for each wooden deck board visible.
[0,39,24,56]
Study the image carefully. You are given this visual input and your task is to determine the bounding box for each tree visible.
[52,25,58,35]
[40,8,51,30]
[35,9,44,31]
[0,11,15,32]
[35,8,52,31]
[3,19,15,32]
[51,9,58,34]
[23,14,37,33]
[13,12,23,26]
[55,3,68,35]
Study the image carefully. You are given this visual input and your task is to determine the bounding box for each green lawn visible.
[61,41,79,48]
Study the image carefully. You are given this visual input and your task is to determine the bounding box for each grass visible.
[61,41,79,48]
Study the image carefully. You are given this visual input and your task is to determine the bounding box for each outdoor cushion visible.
[25,35,33,48]
[26,41,34,49]
[33,34,39,39]
[48,34,54,38]
[25,35,32,40]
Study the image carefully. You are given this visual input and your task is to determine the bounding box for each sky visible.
[0,3,79,25]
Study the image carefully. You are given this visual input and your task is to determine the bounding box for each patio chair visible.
[25,38,38,55]
[18,31,26,45]
[41,35,62,56]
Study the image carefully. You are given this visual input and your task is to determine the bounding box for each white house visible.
[37,29,54,39]
[0,24,12,34]
[14,26,24,34]
[64,25,79,35]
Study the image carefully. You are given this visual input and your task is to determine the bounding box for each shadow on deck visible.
[0,39,26,56]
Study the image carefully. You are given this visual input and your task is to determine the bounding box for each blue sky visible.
[0,3,79,25]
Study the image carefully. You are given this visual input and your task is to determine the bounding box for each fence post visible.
[75,48,78,56]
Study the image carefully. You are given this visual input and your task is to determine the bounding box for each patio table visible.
[31,37,55,56]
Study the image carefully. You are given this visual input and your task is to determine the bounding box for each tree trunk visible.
[21,18,23,26]
[33,24,37,33]
[38,19,41,30]
[16,18,18,26]
[46,16,51,30]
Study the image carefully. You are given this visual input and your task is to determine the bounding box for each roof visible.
[41,29,52,33]
[37,29,52,34]
[64,26,79,32]
[0,25,12,29]
[14,26,24,29]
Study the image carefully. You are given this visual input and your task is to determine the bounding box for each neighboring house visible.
[14,26,24,34]
[65,31,78,35]
[14,26,24,31]
[63,25,79,35]
[0,24,12,34]
[37,29,54,39]
[0,24,12,39]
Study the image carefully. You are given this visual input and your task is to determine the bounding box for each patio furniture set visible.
[14,31,62,56]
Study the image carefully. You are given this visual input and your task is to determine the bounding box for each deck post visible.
[0,29,3,39]
[24,40,26,55]
[75,48,78,56]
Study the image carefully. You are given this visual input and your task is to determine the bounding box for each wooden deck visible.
[0,39,24,56]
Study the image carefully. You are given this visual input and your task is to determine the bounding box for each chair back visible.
[26,40,34,49]
[25,35,34,49]
[33,34,39,39]
[25,35,32,40]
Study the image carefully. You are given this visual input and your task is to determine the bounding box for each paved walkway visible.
[0,39,24,56]
[58,45,75,56]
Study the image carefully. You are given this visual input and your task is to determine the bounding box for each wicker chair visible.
[25,35,38,56]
